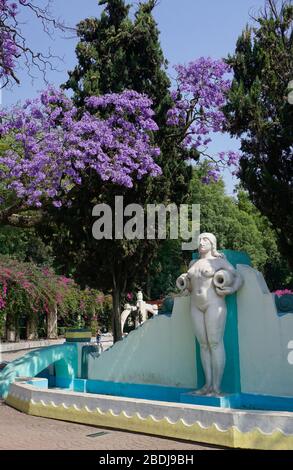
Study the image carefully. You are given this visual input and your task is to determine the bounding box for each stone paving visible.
[0,401,218,450]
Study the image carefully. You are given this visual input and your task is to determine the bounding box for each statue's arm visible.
[176,272,191,295]
[215,261,243,296]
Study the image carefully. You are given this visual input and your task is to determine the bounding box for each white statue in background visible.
[121,291,158,333]
[176,233,243,396]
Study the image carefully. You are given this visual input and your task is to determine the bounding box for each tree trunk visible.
[6,325,16,342]
[47,306,58,339]
[146,272,151,300]
[26,316,38,340]
[5,312,17,342]
[112,288,122,343]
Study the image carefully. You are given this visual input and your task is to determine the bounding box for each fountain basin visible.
[6,380,293,450]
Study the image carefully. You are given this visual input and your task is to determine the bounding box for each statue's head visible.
[137,291,143,301]
[198,233,224,258]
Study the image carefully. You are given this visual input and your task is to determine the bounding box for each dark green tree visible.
[39,0,191,342]
[224,0,293,269]
[0,226,53,266]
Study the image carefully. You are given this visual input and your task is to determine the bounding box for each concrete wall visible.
[0,343,78,398]
[88,296,197,388]
[237,265,293,396]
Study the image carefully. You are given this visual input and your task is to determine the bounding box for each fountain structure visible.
[1,237,293,449]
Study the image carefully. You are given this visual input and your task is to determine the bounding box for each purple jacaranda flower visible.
[166,57,239,177]
[0,87,161,207]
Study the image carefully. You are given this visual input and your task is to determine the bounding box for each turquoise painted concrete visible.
[37,366,56,387]
[74,378,87,393]
[180,391,293,412]
[81,345,99,379]
[26,378,48,389]
[239,393,293,412]
[192,250,251,394]
[85,379,193,402]
[46,376,293,412]
[180,392,239,408]
[55,376,74,389]
[0,343,78,398]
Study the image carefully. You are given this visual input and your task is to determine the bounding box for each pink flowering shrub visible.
[0,255,105,338]
[274,289,293,297]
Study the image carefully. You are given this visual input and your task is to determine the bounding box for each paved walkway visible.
[0,336,113,363]
[1,349,40,363]
[0,401,218,450]
[0,339,65,353]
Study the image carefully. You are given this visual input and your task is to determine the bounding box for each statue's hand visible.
[216,286,234,297]
[181,288,190,297]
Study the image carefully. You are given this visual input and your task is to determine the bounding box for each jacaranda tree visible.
[167,57,240,181]
[0,86,161,219]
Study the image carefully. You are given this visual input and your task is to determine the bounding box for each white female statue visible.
[176,233,243,395]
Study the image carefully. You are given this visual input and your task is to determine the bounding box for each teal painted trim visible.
[195,341,205,390]
[85,379,193,403]
[193,250,251,394]
[0,343,78,398]
[239,393,293,412]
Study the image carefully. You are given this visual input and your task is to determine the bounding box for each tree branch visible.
[0,0,76,87]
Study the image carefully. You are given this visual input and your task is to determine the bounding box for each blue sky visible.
[2,0,267,194]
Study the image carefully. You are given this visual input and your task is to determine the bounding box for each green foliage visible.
[148,239,185,299]
[0,226,54,265]
[224,0,293,269]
